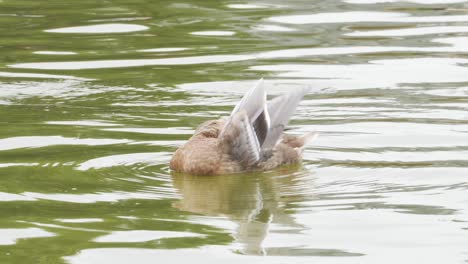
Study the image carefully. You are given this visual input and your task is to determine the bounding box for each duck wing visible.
[220,79,268,165]
[221,111,261,167]
[262,86,310,149]
[220,79,309,166]
[221,78,270,145]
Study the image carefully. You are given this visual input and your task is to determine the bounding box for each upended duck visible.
[170,79,317,175]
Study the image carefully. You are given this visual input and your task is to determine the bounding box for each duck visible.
[170,79,317,175]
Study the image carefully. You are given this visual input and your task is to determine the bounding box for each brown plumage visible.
[170,79,317,175]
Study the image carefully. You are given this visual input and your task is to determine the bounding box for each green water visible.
[1,0,468,263]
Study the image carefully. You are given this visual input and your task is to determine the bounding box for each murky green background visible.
[1,0,468,263]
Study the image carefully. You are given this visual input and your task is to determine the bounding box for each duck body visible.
[170,79,316,175]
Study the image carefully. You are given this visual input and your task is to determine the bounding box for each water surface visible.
[1,0,468,263]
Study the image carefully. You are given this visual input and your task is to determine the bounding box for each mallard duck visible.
[170,79,317,175]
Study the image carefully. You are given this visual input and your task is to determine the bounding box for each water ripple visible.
[268,11,468,24]
[9,55,254,70]
[348,26,468,37]
[251,58,468,89]
[2,1,468,263]
[345,0,468,4]
[93,230,204,243]
[0,228,55,245]
[45,23,149,34]
[21,190,176,203]
[0,136,131,151]
[76,152,171,171]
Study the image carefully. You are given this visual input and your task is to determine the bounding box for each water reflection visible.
[171,167,312,255]
[0,136,131,151]
[0,228,55,245]
[0,72,89,80]
[251,58,468,89]
[33,51,77,55]
[138,47,190,53]
[253,25,297,32]
[268,11,468,24]
[76,152,170,170]
[345,0,467,4]
[191,31,236,36]
[45,23,149,33]
[346,26,468,37]
[226,4,268,9]
[9,54,254,70]
[93,230,204,243]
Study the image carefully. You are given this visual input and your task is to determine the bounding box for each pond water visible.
[1,0,468,263]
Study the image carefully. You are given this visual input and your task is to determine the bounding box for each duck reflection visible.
[171,166,313,255]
